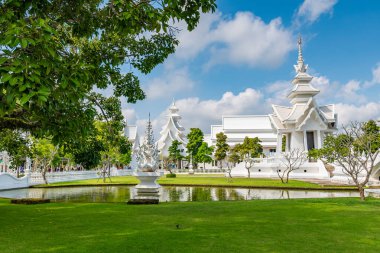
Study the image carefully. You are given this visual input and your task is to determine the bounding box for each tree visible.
[311,121,380,200]
[228,145,241,166]
[277,148,307,183]
[0,0,217,144]
[186,128,204,168]
[31,137,60,184]
[168,140,183,170]
[70,135,105,171]
[196,142,214,169]
[214,132,229,168]
[239,137,263,158]
[0,129,31,176]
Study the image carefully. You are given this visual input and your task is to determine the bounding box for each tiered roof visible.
[270,36,337,131]
[157,101,187,156]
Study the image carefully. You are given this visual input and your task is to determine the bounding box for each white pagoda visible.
[205,36,337,156]
[157,100,187,157]
[270,36,337,153]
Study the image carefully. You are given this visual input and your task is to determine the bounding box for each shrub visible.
[166,173,177,178]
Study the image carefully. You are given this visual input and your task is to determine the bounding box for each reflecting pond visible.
[0,186,359,203]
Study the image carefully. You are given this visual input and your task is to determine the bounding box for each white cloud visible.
[144,67,194,99]
[175,12,221,59]
[364,63,380,87]
[335,103,380,126]
[296,0,338,24]
[338,80,366,104]
[175,11,294,69]
[372,63,380,84]
[122,108,137,124]
[135,88,267,135]
[171,88,267,132]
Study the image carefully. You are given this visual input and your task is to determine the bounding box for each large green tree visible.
[186,128,204,168]
[168,140,183,170]
[239,137,263,158]
[214,132,229,168]
[196,142,214,169]
[310,120,380,200]
[0,129,31,174]
[0,0,217,144]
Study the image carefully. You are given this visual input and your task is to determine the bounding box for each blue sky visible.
[123,0,380,136]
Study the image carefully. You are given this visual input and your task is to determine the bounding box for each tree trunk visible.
[42,168,47,185]
[247,168,250,178]
[285,170,291,183]
[358,185,366,201]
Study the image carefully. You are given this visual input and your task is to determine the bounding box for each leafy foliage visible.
[310,120,380,200]
[0,0,216,144]
[214,132,229,167]
[186,128,204,166]
[239,137,263,158]
[196,142,214,168]
[0,129,31,169]
[168,140,183,169]
[71,135,105,170]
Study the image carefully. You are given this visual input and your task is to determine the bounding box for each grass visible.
[0,198,379,252]
[35,175,356,190]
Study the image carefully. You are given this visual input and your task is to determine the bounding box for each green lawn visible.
[0,198,379,253]
[35,175,355,189]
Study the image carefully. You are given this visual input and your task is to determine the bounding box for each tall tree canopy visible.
[168,140,183,169]
[239,137,263,158]
[309,120,380,200]
[186,128,204,157]
[214,132,229,167]
[196,142,214,168]
[0,0,217,144]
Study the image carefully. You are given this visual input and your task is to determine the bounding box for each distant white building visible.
[157,101,187,157]
[205,116,277,156]
[205,36,337,156]
[124,121,140,168]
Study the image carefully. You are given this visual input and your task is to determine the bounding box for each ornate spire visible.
[169,99,179,114]
[144,113,155,146]
[294,35,308,74]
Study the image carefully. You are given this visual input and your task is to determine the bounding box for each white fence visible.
[0,168,133,190]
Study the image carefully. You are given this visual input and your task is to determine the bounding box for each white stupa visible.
[157,100,187,157]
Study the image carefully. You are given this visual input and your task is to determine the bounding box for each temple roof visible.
[157,101,187,154]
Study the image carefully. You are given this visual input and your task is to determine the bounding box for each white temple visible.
[205,36,337,156]
[156,100,187,157]
[270,36,337,153]
[124,121,140,169]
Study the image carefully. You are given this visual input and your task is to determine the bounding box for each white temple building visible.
[124,121,140,168]
[205,36,337,157]
[270,36,337,153]
[156,101,187,157]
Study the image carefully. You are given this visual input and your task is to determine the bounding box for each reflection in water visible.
[0,186,359,203]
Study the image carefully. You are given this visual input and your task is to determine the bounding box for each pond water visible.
[0,186,359,203]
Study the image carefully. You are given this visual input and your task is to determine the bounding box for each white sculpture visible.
[136,114,159,172]
[132,114,163,200]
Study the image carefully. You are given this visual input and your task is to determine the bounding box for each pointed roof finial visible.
[297,34,303,63]
[294,34,308,74]
[144,112,154,146]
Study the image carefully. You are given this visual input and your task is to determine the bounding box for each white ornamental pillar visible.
[276,133,282,154]
[316,130,322,149]
[303,130,308,151]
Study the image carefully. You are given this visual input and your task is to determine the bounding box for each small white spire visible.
[294,34,308,74]
[144,113,155,146]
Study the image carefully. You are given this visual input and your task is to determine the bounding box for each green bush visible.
[166,173,176,178]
